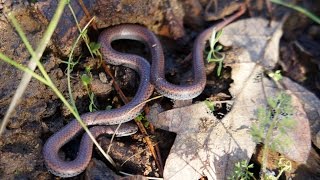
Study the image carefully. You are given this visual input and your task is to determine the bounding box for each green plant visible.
[204,99,215,111]
[228,160,255,180]
[68,4,104,113]
[29,0,38,3]
[66,3,119,167]
[270,0,320,24]
[250,92,296,178]
[67,3,103,61]
[64,15,96,114]
[89,42,103,59]
[263,157,292,180]
[267,70,283,82]
[135,113,150,128]
[275,158,292,178]
[81,66,98,112]
[206,29,225,76]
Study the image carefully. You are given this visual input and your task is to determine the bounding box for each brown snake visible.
[43,4,246,177]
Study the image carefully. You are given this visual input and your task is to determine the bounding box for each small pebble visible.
[99,72,108,83]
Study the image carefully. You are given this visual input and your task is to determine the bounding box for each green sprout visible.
[250,92,296,178]
[267,70,283,82]
[228,160,255,180]
[89,42,102,57]
[81,66,98,112]
[135,113,149,128]
[204,99,215,111]
[206,29,225,76]
[264,157,292,180]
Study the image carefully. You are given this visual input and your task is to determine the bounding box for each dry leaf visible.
[282,77,319,150]
[153,18,311,179]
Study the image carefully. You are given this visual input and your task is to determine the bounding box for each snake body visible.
[43,12,242,176]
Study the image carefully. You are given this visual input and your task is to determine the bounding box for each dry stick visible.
[144,106,164,173]
[101,61,164,176]
[266,0,273,19]
[120,141,160,167]
[77,0,98,30]
[133,120,163,176]
[204,0,219,20]
[101,62,129,104]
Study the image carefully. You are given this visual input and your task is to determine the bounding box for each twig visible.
[77,0,98,30]
[101,62,164,175]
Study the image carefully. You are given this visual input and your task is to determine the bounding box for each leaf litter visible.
[151,17,315,179]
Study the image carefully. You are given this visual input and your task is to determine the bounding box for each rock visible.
[179,0,205,28]
[85,158,122,180]
[156,101,255,179]
[292,147,320,179]
[0,5,58,177]
[202,0,243,21]
[86,160,148,180]
[36,0,185,56]
[0,3,92,178]
[36,0,92,56]
[90,78,113,96]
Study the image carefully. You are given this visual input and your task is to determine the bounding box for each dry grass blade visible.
[77,0,98,30]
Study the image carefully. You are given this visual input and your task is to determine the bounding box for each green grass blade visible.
[66,6,117,167]
[66,17,95,114]
[270,0,320,24]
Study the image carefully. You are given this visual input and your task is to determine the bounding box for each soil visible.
[0,0,319,179]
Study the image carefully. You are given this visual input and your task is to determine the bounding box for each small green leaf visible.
[268,70,283,82]
[215,30,223,40]
[217,61,222,76]
[143,121,150,128]
[207,51,213,62]
[81,29,88,37]
[85,66,92,73]
[204,100,215,111]
[207,29,225,77]
[81,74,92,86]
[209,29,217,49]
[89,102,93,112]
[215,45,223,51]
[135,114,145,121]
[89,42,101,53]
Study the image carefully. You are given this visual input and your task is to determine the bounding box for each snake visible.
[42,4,245,177]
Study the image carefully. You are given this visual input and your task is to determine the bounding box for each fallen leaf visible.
[282,77,319,150]
[152,17,311,179]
